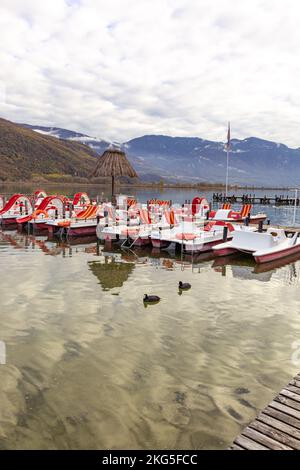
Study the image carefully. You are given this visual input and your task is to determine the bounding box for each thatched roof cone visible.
[92,149,138,178]
[92,148,137,202]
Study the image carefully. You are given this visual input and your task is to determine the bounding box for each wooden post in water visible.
[293,189,298,226]
[104,210,108,228]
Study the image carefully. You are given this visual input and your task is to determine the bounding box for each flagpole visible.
[225,146,229,197]
[225,122,230,197]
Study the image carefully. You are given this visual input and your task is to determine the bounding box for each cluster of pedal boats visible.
[0,190,300,264]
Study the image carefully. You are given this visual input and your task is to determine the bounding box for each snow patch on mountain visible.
[34,128,60,138]
[68,136,102,143]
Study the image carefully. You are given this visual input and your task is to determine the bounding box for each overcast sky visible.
[1,0,300,146]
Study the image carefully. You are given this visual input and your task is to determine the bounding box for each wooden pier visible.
[262,224,300,234]
[213,193,300,206]
[230,373,300,450]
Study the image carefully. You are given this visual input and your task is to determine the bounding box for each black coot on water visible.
[143,294,160,304]
[179,281,191,290]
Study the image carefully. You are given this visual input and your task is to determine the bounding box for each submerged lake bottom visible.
[1,228,300,450]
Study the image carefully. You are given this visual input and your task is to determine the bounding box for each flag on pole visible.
[226,122,231,150]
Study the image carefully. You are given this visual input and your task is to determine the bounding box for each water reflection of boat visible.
[55,236,98,247]
[253,251,300,274]
[183,250,216,263]
[195,243,300,278]
[212,253,255,268]
[3,226,300,285]
[112,250,215,277]
[0,230,25,248]
[0,230,97,257]
[212,255,273,281]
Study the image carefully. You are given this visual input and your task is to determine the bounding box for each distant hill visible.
[2,118,300,185]
[0,118,100,181]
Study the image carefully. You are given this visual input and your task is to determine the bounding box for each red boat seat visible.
[205,221,235,232]
[175,233,197,241]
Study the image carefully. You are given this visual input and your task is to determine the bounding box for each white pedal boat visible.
[97,208,176,246]
[212,227,300,264]
[151,221,256,253]
[210,208,267,224]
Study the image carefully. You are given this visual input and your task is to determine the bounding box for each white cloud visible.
[1,0,300,146]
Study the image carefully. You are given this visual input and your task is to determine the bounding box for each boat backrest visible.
[221,203,231,210]
[174,221,196,235]
[162,210,178,226]
[76,205,97,219]
[232,230,279,251]
[213,209,232,220]
[241,204,252,217]
[102,206,115,220]
[139,209,152,225]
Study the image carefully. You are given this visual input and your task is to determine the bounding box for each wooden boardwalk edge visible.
[230,374,300,450]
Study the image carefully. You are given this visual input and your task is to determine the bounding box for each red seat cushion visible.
[175,233,197,241]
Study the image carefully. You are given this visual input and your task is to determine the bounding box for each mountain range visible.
[1,118,300,186]
[124,135,300,186]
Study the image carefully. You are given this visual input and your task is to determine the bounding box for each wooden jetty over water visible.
[213,193,300,206]
[230,373,300,450]
[262,224,300,234]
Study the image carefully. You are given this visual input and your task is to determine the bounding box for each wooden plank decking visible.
[213,194,300,206]
[262,225,300,234]
[230,374,300,450]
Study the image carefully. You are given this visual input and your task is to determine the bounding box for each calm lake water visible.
[1,185,300,449]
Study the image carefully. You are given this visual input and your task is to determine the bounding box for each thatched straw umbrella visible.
[92,148,138,202]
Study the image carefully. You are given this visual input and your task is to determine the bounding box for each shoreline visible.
[0,181,292,191]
